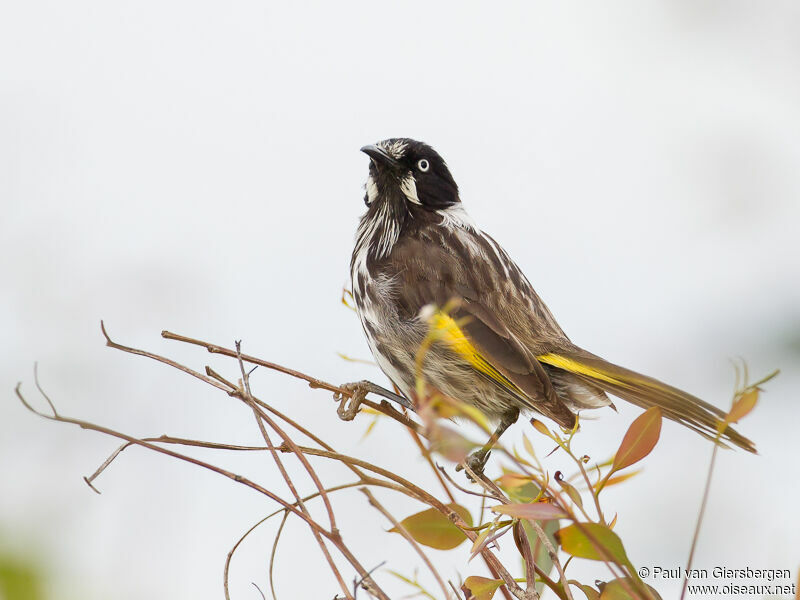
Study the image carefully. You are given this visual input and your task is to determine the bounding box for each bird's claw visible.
[456,449,491,481]
[335,380,370,421]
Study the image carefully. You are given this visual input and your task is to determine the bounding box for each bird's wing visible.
[537,347,756,452]
[387,218,755,451]
[386,226,576,427]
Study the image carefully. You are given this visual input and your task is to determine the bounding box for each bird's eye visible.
[417,159,430,172]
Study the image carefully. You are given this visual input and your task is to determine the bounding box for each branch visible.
[361,487,452,600]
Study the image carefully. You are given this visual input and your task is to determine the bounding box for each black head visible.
[360,138,459,209]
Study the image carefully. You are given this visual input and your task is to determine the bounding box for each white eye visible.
[417,159,430,172]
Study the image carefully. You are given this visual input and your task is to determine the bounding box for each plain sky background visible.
[2,2,799,599]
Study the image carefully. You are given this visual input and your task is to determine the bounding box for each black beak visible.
[360,144,400,169]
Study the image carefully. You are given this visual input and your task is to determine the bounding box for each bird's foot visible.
[334,380,370,421]
[456,449,491,481]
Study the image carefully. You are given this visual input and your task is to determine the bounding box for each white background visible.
[2,2,799,599]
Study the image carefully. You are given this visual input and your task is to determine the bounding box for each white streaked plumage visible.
[365,174,379,204]
[437,203,477,232]
[378,138,408,159]
[399,174,421,205]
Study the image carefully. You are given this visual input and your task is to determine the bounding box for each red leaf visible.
[611,407,662,473]
[491,502,567,520]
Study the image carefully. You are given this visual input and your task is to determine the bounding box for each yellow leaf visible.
[428,396,490,430]
[598,578,663,600]
[469,526,493,557]
[462,576,504,600]
[531,418,551,437]
[359,416,379,442]
[570,581,600,600]
[522,434,536,458]
[497,472,533,493]
[611,408,662,473]
[335,352,376,366]
[389,503,473,550]
[595,470,642,491]
[726,389,758,425]
[555,523,628,565]
[341,288,357,312]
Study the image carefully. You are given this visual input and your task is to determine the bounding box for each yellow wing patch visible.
[426,310,524,395]
[427,311,631,397]
[536,353,624,386]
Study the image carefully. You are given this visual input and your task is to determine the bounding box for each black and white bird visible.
[350,138,754,471]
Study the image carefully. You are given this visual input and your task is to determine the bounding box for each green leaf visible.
[557,478,584,509]
[491,503,567,520]
[555,523,628,564]
[0,556,44,600]
[389,503,473,550]
[611,407,662,473]
[462,576,505,600]
[598,578,663,600]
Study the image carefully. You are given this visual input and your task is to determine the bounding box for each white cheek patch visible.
[365,174,378,204]
[400,173,421,205]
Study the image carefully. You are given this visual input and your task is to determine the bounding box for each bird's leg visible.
[457,407,520,478]
[335,380,414,421]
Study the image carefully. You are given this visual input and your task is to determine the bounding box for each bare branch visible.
[361,487,452,600]
[16,383,331,538]
[235,340,353,600]
[101,322,228,392]
[512,522,539,600]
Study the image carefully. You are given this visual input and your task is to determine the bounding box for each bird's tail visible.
[537,348,756,453]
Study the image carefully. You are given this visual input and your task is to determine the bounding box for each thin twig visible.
[162,329,421,430]
[277,444,526,599]
[163,329,346,394]
[234,341,353,600]
[361,487,452,600]
[16,384,329,537]
[86,436,273,491]
[223,481,408,600]
[680,442,719,600]
[436,465,499,501]
[251,582,266,600]
[101,322,229,392]
[269,511,289,600]
[409,428,456,504]
[236,341,338,533]
[33,363,59,417]
[462,464,575,600]
[513,522,539,600]
[576,458,605,523]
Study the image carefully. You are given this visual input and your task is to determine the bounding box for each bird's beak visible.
[360,144,400,169]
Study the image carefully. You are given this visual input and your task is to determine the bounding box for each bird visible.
[349,137,754,473]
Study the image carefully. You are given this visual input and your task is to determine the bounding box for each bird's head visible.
[360,138,459,210]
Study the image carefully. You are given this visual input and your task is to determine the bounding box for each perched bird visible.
[350,138,754,471]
